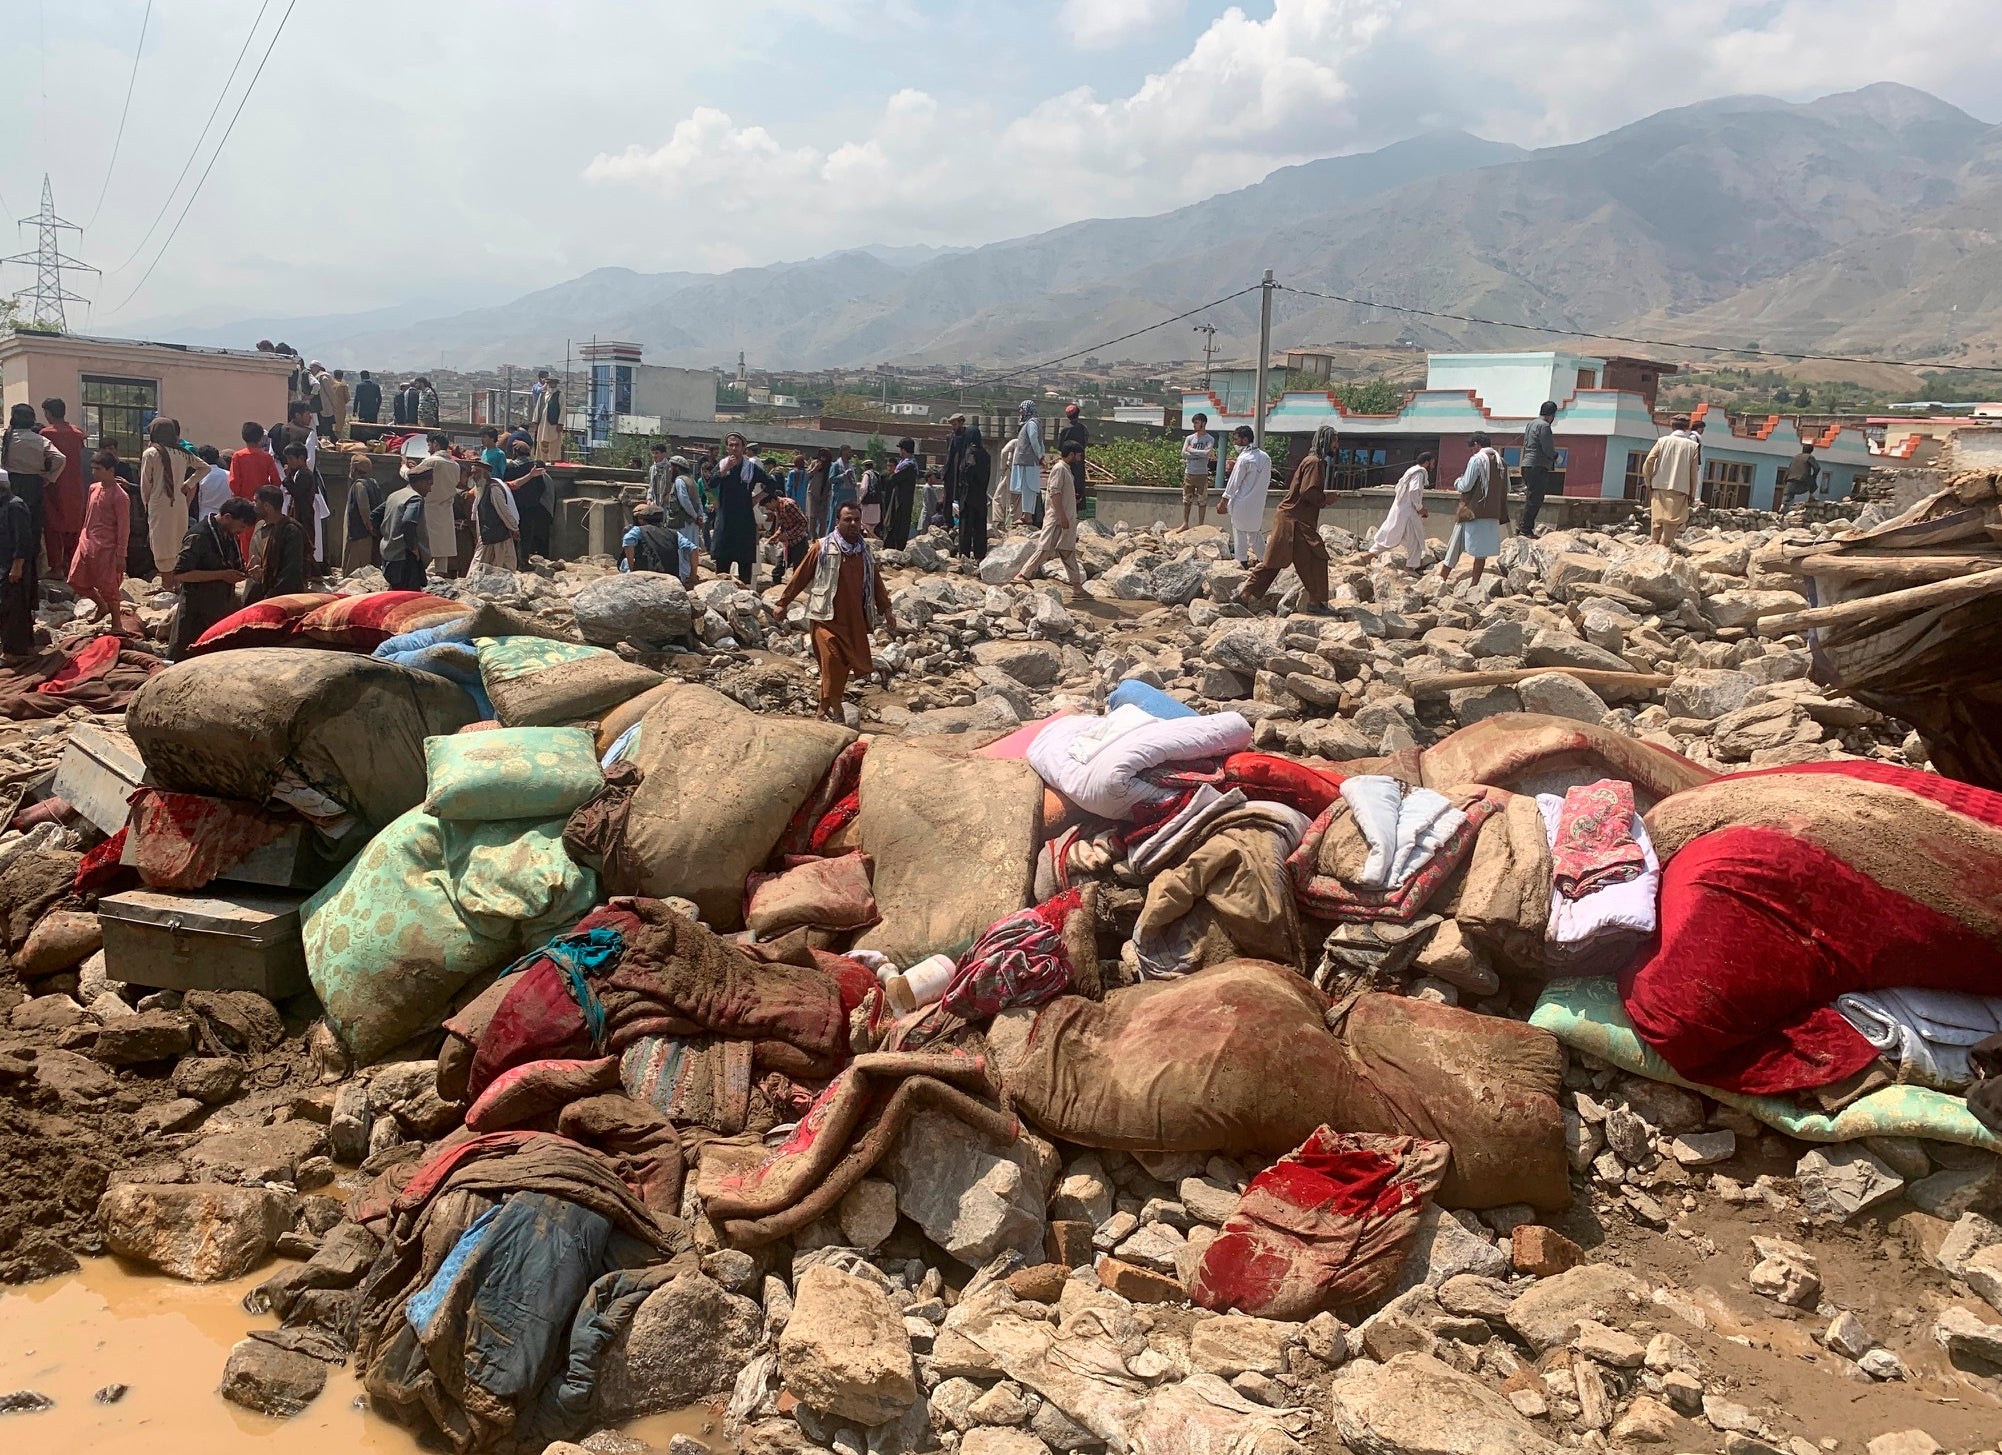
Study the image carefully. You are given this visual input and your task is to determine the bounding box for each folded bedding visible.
[1537,793,1660,976]
[1835,988,2002,1092]
[1028,709,1254,819]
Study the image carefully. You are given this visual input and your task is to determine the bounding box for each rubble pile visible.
[2,483,2001,1455]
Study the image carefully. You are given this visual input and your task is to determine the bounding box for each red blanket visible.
[1625,762,2002,1095]
[1190,1127,1449,1320]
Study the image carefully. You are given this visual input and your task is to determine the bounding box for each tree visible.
[1335,376,1407,414]
[1794,386,1812,410]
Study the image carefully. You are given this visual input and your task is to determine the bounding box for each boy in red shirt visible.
[228,422,283,500]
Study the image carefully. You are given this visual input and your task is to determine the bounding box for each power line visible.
[100,0,298,318]
[86,0,152,230]
[1275,282,2002,377]
[105,0,272,275]
[964,285,1262,390]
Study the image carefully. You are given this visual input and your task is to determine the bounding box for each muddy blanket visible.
[1418,713,1716,807]
[0,635,164,720]
[1625,761,2002,1096]
[989,962,1567,1210]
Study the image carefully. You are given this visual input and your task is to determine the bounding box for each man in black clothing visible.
[247,484,308,602]
[0,472,37,662]
[954,423,992,561]
[170,498,255,659]
[392,382,417,427]
[1518,400,1558,536]
[1057,404,1091,519]
[504,441,555,561]
[1781,443,1821,512]
[940,414,969,521]
[352,370,382,425]
[882,438,919,550]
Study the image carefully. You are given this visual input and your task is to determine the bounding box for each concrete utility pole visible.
[1253,269,1275,448]
[1192,323,1218,389]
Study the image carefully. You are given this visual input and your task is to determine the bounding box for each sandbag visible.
[475,635,665,728]
[127,650,481,842]
[610,685,853,930]
[423,726,605,822]
[594,682,679,758]
[989,961,1567,1210]
[302,806,597,1064]
[853,739,1040,967]
[1419,713,1716,808]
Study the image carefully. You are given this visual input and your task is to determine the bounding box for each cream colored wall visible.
[1,337,290,454]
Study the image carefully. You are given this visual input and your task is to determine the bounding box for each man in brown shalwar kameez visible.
[771,501,899,721]
[1237,424,1336,614]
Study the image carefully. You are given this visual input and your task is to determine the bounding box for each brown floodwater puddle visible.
[0,1257,724,1452]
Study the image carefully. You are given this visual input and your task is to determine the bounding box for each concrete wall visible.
[0,332,292,455]
[634,365,715,423]
[1424,351,1602,418]
[1090,481,1634,540]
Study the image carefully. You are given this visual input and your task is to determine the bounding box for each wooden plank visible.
[1756,565,2002,638]
[1407,667,1672,698]
[1791,553,2002,586]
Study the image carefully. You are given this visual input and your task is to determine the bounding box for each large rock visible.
[1706,589,1808,631]
[1545,552,1606,598]
[1201,620,1288,677]
[885,1108,1056,1264]
[1797,1146,1905,1220]
[596,1271,764,1421]
[182,1120,329,1184]
[1101,564,1154,600]
[1189,1315,1296,1378]
[89,1009,193,1065]
[1711,699,1809,759]
[980,540,1038,585]
[1447,685,1523,724]
[971,640,1062,688]
[98,1183,291,1282]
[1394,1206,1510,1292]
[1329,1352,1562,1455]
[1505,1263,1647,1352]
[1513,672,1610,724]
[1150,558,1209,607]
[1933,1305,2002,1366]
[571,572,694,647]
[218,1337,326,1417]
[1664,668,1757,721]
[777,1266,917,1425]
[1525,629,1630,674]
[1603,546,1699,609]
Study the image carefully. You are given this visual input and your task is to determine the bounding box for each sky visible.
[2,0,1999,333]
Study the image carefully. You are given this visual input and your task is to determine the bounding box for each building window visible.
[80,375,159,452]
[1623,450,1648,501]
[1702,459,1755,509]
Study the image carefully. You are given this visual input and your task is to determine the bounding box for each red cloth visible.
[123,788,291,890]
[1550,779,1644,899]
[74,829,132,895]
[776,739,867,857]
[463,1056,622,1133]
[466,959,596,1102]
[39,422,87,534]
[1723,759,2002,829]
[1621,825,2002,1095]
[1190,1127,1451,1320]
[228,446,283,500]
[35,633,120,696]
[1222,752,1345,817]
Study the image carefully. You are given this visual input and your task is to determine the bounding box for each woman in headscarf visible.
[140,417,199,588]
[955,421,992,561]
[1008,401,1044,529]
[1237,424,1334,613]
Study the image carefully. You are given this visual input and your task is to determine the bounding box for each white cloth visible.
[404,453,462,561]
[484,478,521,530]
[1338,775,1467,890]
[1028,709,1254,820]
[1538,793,1660,958]
[1064,703,1158,765]
[1370,464,1429,566]
[1221,447,1272,530]
[1835,989,2002,1091]
[1231,527,1268,566]
[195,463,234,518]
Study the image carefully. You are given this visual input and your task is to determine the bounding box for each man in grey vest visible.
[769,501,899,722]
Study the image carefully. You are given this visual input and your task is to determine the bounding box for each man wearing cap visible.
[1642,414,1700,546]
[1441,432,1509,588]
[527,369,564,462]
[771,500,899,723]
[656,452,705,584]
[1011,439,1087,595]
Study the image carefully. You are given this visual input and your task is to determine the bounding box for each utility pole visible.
[1252,269,1275,448]
[1191,323,1218,389]
[3,177,96,331]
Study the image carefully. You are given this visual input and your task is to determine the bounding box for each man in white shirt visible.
[1641,415,1701,547]
[401,434,463,576]
[1180,412,1217,532]
[193,446,235,519]
[1215,425,1272,566]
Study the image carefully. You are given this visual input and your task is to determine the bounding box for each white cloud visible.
[1059,0,1185,49]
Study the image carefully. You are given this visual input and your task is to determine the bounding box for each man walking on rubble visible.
[1518,400,1558,536]
[1011,439,1088,595]
[769,500,898,723]
[1781,441,1821,513]
[1642,414,1700,547]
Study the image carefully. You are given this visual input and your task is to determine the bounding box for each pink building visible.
[0,330,292,455]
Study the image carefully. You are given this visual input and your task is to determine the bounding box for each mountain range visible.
[158,84,2002,375]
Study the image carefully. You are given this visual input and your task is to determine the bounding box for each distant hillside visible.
[172,85,2002,373]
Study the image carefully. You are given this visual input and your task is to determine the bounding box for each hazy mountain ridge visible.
[163,85,2002,373]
